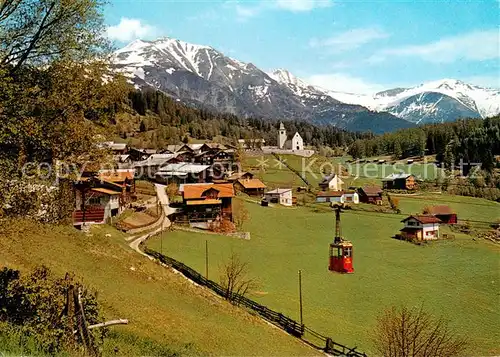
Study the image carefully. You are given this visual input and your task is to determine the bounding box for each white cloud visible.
[307,73,386,94]
[107,18,157,42]
[378,29,500,63]
[226,0,332,21]
[275,0,332,12]
[310,27,389,53]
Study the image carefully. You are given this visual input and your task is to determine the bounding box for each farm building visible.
[318,173,344,191]
[234,178,266,196]
[181,183,234,223]
[382,173,416,190]
[316,191,359,204]
[426,205,458,224]
[73,176,130,227]
[358,186,383,204]
[264,188,293,206]
[399,215,441,240]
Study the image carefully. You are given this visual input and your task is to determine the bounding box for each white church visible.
[277,122,304,151]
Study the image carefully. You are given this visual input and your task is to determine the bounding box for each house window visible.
[89,197,101,205]
[407,221,417,226]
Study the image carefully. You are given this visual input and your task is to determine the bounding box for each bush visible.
[0,266,105,355]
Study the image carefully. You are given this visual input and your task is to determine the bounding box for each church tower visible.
[278,122,287,149]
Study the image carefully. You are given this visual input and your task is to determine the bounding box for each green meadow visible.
[148,194,500,355]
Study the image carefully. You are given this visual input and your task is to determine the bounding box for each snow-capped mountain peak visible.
[112,36,499,130]
[327,78,500,123]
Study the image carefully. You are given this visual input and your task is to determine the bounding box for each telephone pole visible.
[205,240,209,279]
[298,270,303,326]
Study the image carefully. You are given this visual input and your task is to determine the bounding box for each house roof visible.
[266,188,292,195]
[427,205,455,215]
[227,171,254,181]
[186,199,221,205]
[402,215,442,224]
[237,178,266,189]
[130,147,156,154]
[317,191,345,197]
[91,188,121,195]
[204,143,227,150]
[134,155,176,168]
[382,173,413,181]
[158,162,210,174]
[98,169,135,182]
[361,186,383,195]
[103,142,127,151]
[183,183,234,199]
[163,144,183,153]
[320,173,343,185]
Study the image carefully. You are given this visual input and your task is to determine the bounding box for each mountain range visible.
[112,37,500,133]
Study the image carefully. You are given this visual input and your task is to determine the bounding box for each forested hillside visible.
[350,116,500,171]
[114,89,375,150]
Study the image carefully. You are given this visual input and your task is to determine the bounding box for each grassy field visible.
[148,195,500,355]
[243,154,445,189]
[0,220,319,356]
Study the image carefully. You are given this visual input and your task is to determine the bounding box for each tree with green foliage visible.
[0,0,128,175]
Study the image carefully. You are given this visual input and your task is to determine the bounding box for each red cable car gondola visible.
[328,204,354,274]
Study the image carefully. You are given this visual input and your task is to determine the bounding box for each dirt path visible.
[128,183,175,256]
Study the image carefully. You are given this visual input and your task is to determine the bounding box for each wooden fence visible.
[142,246,367,356]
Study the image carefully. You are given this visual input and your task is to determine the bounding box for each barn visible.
[427,205,458,224]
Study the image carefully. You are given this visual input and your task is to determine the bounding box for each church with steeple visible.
[277,122,304,151]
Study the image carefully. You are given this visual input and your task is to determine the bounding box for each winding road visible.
[128,183,175,256]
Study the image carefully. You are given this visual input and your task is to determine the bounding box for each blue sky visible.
[105,0,500,93]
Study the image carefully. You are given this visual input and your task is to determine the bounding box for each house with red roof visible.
[181,183,235,223]
[400,215,442,240]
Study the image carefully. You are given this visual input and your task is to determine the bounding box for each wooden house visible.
[181,183,234,222]
[319,173,344,191]
[358,186,383,205]
[426,205,457,224]
[234,178,266,196]
[227,171,254,182]
[264,188,293,206]
[382,173,416,190]
[399,215,441,240]
[73,176,129,227]
[128,148,157,161]
[98,169,136,204]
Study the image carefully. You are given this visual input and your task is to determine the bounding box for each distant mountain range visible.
[329,79,500,124]
[112,37,500,133]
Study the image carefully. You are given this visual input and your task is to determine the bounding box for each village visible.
[74,122,460,246]
[75,116,470,244]
[64,120,500,355]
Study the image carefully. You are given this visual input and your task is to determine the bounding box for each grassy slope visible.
[148,194,500,354]
[0,221,318,356]
[243,154,445,189]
